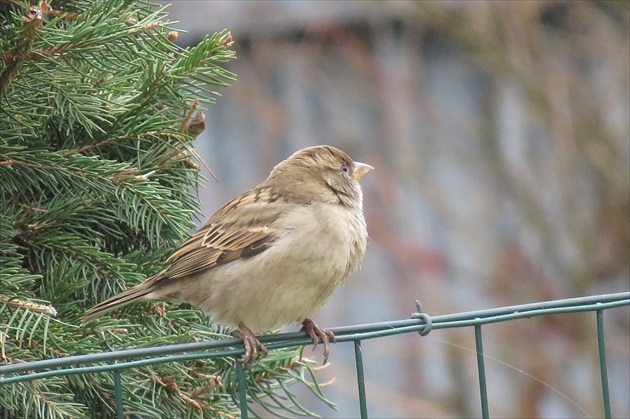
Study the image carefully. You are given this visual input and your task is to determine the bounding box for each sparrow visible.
[83,145,372,365]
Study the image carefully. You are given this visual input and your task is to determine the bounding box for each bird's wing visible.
[160,187,290,280]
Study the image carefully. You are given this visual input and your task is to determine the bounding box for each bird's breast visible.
[194,202,368,333]
[279,202,367,277]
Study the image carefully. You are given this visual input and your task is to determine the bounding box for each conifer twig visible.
[0,2,50,94]
[0,296,57,317]
[61,132,187,155]
[151,375,236,419]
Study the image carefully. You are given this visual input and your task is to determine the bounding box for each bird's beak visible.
[353,162,374,181]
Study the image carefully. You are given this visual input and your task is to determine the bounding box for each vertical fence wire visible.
[596,310,612,419]
[354,340,368,419]
[113,370,123,419]
[235,359,248,419]
[474,324,489,419]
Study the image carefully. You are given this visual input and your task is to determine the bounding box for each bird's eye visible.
[340,164,350,174]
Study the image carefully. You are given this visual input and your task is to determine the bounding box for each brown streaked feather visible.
[158,188,288,281]
[217,235,276,264]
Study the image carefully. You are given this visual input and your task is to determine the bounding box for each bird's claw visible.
[237,323,268,367]
[301,318,335,364]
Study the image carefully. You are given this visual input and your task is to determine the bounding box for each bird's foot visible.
[236,323,268,367]
[301,318,335,364]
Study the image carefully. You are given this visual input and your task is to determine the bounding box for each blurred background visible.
[160,1,629,417]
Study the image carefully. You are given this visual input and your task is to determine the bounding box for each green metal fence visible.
[1,292,629,418]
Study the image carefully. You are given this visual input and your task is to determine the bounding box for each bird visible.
[83,145,372,366]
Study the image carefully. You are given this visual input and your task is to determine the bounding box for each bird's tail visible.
[82,278,158,325]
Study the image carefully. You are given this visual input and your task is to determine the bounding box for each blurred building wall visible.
[162,2,629,417]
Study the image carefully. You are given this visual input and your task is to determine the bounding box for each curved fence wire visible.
[1,292,629,418]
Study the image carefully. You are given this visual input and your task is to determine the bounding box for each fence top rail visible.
[1,292,628,383]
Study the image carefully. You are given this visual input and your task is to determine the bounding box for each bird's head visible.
[266,145,373,208]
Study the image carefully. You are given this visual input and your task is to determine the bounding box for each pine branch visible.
[0,2,49,95]
[0,1,335,417]
[0,296,57,317]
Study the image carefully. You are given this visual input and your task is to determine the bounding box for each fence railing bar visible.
[353,340,368,419]
[430,293,630,324]
[596,310,611,419]
[474,325,490,419]
[432,302,630,329]
[235,359,248,419]
[1,293,628,383]
[113,369,124,419]
[0,348,247,386]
